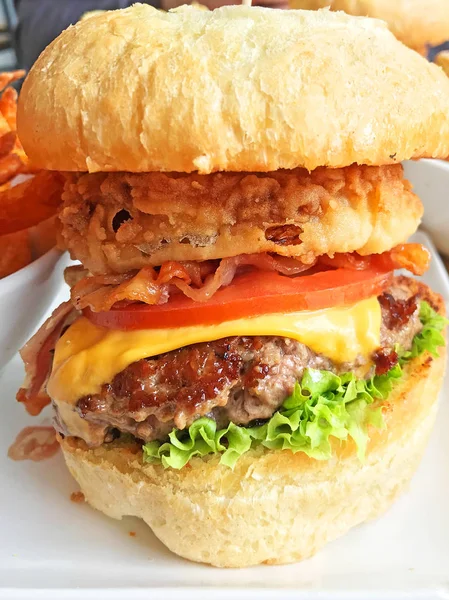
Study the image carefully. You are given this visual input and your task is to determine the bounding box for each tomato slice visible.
[84,268,392,331]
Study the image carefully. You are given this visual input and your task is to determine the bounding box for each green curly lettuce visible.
[401,300,447,362]
[143,301,447,470]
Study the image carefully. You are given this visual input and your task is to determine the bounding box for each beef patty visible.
[57,279,423,446]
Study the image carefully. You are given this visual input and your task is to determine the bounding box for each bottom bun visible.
[60,306,446,568]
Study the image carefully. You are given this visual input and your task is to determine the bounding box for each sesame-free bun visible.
[18,4,449,174]
[435,51,449,78]
[59,282,446,568]
[60,348,445,567]
[289,1,449,54]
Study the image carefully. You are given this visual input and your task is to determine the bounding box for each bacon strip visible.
[8,426,60,461]
[384,243,431,276]
[70,253,316,312]
[70,244,429,314]
[320,243,430,276]
[17,301,76,416]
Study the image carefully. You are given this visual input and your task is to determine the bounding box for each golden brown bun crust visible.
[18,5,449,174]
[435,51,449,78]
[60,164,422,273]
[289,1,449,51]
[60,281,446,567]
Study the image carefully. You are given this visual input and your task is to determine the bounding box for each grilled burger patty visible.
[54,281,422,446]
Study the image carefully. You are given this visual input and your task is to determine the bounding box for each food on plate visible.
[0,229,31,278]
[80,10,105,21]
[0,70,32,172]
[190,1,209,9]
[7,425,60,461]
[15,5,448,567]
[70,491,85,503]
[432,53,449,164]
[288,0,449,54]
[0,72,64,278]
[0,171,64,236]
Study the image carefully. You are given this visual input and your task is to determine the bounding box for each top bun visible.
[289,1,449,53]
[436,51,449,78]
[18,4,449,174]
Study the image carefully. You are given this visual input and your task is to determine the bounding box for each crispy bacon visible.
[70,491,85,503]
[63,264,88,288]
[69,244,429,313]
[320,243,430,276]
[175,254,315,303]
[70,253,315,312]
[7,426,60,461]
[17,301,75,415]
[16,387,50,417]
[385,244,431,276]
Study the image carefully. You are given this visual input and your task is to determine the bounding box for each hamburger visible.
[288,0,449,55]
[16,4,449,567]
[436,50,449,77]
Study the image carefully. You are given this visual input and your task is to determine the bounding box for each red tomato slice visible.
[84,268,392,331]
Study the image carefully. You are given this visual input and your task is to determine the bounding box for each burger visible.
[436,51,449,78]
[288,0,449,55]
[16,4,449,567]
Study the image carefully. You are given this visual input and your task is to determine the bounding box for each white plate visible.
[0,231,448,600]
[403,159,449,258]
[0,248,69,370]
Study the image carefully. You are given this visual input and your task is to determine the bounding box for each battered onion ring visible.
[59,164,423,275]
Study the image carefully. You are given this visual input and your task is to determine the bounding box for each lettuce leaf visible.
[400,301,448,362]
[143,301,446,470]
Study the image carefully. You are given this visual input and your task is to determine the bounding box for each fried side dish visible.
[0,71,64,278]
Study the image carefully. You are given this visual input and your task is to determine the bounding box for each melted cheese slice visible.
[47,296,381,406]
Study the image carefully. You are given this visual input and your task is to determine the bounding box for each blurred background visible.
[0,0,17,71]
[1,0,448,73]
[2,0,291,72]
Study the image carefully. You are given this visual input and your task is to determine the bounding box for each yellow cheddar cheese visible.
[47,296,381,405]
